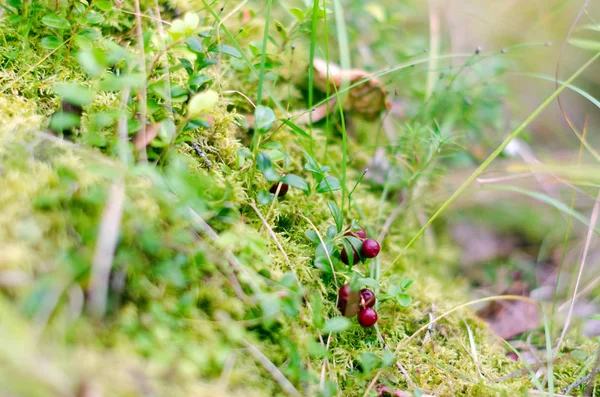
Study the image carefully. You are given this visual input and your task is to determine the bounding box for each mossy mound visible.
[0,1,597,396]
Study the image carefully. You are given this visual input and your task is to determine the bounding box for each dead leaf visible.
[133,122,161,152]
[312,58,390,120]
[477,281,540,339]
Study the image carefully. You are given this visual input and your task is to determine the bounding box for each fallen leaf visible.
[312,58,390,120]
[477,281,540,339]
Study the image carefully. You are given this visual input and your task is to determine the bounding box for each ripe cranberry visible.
[506,352,519,361]
[269,182,289,197]
[337,284,360,317]
[340,246,360,265]
[360,289,376,308]
[360,239,380,258]
[357,307,378,327]
[344,227,366,239]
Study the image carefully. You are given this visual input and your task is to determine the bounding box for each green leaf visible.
[327,201,343,233]
[49,112,80,132]
[185,37,203,54]
[282,118,313,139]
[316,176,342,193]
[85,11,104,24]
[282,174,309,194]
[254,105,276,133]
[305,229,320,245]
[54,83,94,106]
[401,279,413,290]
[188,90,218,116]
[358,352,381,373]
[189,74,211,89]
[41,13,70,29]
[209,44,241,58]
[41,36,62,50]
[95,0,112,11]
[568,38,600,51]
[396,294,412,307]
[590,314,600,320]
[322,316,351,333]
[73,34,93,50]
[99,73,145,91]
[341,238,357,267]
[256,152,281,182]
[260,294,281,326]
[236,147,252,169]
[289,7,304,21]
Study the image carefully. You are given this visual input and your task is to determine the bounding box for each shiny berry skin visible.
[344,227,366,239]
[360,289,376,308]
[340,246,360,265]
[337,284,360,317]
[357,307,378,327]
[360,239,380,258]
[270,182,289,197]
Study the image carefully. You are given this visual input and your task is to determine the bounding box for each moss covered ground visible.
[0,1,598,396]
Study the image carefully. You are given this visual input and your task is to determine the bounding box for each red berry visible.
[360,289,376,308]
[506,352,519,361]
[358,307,378,327]
[337,284,360,317]
[340,246,360,265]
[270,182,289,197]
[360,239,380,258]
[344,227,366,239]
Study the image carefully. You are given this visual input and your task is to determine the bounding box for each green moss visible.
[0,2,597,397]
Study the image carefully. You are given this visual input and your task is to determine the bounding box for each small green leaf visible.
[282,119,313,140]
[289,7,304,21]
[188,90,218,116]
[568,38,600,51]
[326,225,337,240]
[185,37,203,54]
[316,176,342,193]
[396,294,412,307]
[95,0,112,11]
[54,83,94,106]
[256,152,281,182]
[260,294,281,326]
[590,314,600,320]
[282,174,309,194]
[401,279,413,290]
[41,36,62,50]
[99,73,145,91]
[209,44,242,58]
[358,352,381,373]
[236,147,252,169]
[327,201,343,233]
[41,13,70,29]
[305,229,320,245]
[49,112,80,132]
[322,316,351,333]
[189,74,211,89]
[85,11,104,24]
[254,105,276,133]
[341,238,357,267]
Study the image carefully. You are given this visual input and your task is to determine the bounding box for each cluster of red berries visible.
[340,227,381,265]
[337,284,378,327]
